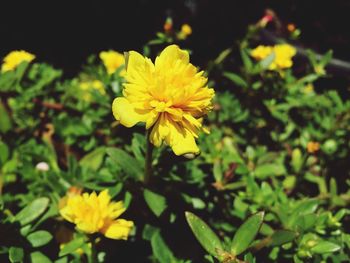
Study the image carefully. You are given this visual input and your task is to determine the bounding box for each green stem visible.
[89,235,98,263]
[144,129,153,185]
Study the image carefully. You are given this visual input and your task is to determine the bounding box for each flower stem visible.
[144,129,153,184]
[89,235,98,263]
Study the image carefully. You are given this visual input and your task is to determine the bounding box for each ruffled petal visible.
[155,44,189,69]
[125,51,154,86]
[165,119,200,156]
[112,97,150,127]
[103,219,134,240]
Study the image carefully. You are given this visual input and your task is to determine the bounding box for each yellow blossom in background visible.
[79,80,106,101]
[59,190,134,240]
[1,50,35,72]
[99,50,125,75]
[250,46,273,60]
[307,141,320,153]
[251,44,296,70]
[303,83,314,94]
[112,45,214,156]
[177,24,192,40]
[181,24,192,36]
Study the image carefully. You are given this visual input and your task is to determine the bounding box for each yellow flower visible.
[99,50,125,75]
[1,50,35,72]
[251,44,296,70]
[112,45,214,156]
[178,24,192,40]
[181,24,192,36]
[59,190,134,240]
[303,83,314,94]
[250,45,273,60]
[307,141,320,154]
[79,80,106,101]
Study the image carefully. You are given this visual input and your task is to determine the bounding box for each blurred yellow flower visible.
[79,80,106,101]
[99,50,125,75]
[251,44,296,70]
[181,24,192,36]
[178,24,192,40]
[59,190,134,240]
[250,46,273,60]
[1,50,35,72]
[307,141,320,153]
[303,83,314,94]
[112,45,214,156]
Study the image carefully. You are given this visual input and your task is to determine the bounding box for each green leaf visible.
[9,247,24,263]
[142,224,159,241]
[0,140,9,165]
[15,197,50,226]
[223,72,248,88]
[151,231,175,263]
[106,147,143,180]
[30,251,52,263]
[27,230,53,247]
[258,52,275,70]
[231,211,265,256]
[240,48,253,72]
[59,237,85,257]
[144,189,167,217]
[79,147,106,171]
[254,163,286,179]
[185,211,224,259]
[0,101,12,133]
[270,230,297,246]
[310,241,341,254]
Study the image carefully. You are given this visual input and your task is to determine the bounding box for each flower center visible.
[150,100,171,112]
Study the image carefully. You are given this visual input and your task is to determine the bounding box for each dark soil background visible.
[0,0,350,84]
[1,0,350,78]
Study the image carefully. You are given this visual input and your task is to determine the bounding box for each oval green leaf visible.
[310,241,341,254]
[27,230,53,248]
[185,211,223,259]
[15,197,50,226]
[9,247,24,263]
[270,230,297,246]
[231,211,265,256]
[144,189,167,217]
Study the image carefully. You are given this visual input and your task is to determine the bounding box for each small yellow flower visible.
[181,24,192,36]
[59,190,134,240]
[307,141,320,153]
[177,24,192,40]
[99,50,125,75]
[251,44,296,70]
[112,45,214,156]
[1,50,35,72]
[303,83,314,94]
[250,46,273,60]
[79,80,106,101]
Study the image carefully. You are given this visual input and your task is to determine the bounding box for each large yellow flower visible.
[1,50,35,72]
[112,45,214,156]
[59,190,134,240]
[251,44,296,70]
[99,50,125,75]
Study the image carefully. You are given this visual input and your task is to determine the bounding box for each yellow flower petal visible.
[103,219,134,240]
[112,97,150,128]
[155,44,189,69]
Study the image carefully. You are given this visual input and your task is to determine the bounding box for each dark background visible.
[1,0,350,78]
